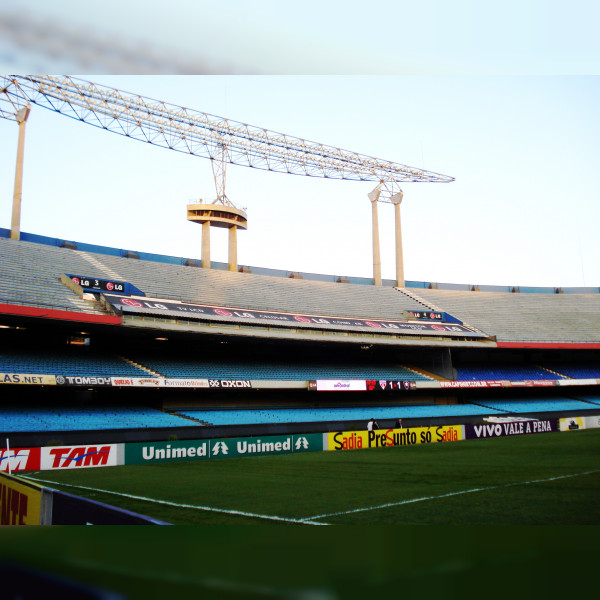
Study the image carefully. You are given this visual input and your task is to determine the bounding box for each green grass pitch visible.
[24,429,600,525]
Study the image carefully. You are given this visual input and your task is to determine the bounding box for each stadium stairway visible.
[77,251,125,282]
[170,411,209,425]
[395,287,441,312]
[120,355,162,378]
[405,365,449,382]
[537,365,571,379]
[396,287,489,338]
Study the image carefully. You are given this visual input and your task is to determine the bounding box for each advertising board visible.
[584,415,600,429]
[0,447,41,472]
[316,380,367,391]
[326,425,463,451]
[0,373,56,385]
[40,444,122,470]
[365,380,415,391]
[55,375,113,386]
[104,294,487,338]
[559,416,585,431]
[464,419,558,439]
[0,472,48,525]
[125,433,323,465]
[110,377,210,388]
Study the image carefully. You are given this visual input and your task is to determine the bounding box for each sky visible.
[0,2,599,288]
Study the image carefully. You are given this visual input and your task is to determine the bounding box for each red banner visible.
[0,448,41,472]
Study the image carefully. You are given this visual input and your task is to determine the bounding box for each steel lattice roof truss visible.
[1,75,454,202]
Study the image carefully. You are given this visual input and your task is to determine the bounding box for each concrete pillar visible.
[201,221,211,268]
[369,190,382,286]
[228,225,238,271]
[11,106,31,241]
[391,191,405,287]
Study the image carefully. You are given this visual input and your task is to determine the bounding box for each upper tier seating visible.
[409,288,600,343]
[0,237,427,321]
[3,236,600,344]
[0,238,108,315]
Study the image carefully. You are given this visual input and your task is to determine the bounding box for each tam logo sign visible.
[41,445,119,470]
[0,448,41,472]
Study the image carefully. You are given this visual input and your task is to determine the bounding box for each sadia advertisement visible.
[326,425,463,451]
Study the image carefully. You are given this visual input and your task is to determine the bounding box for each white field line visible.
[24,475,329,526]
[302,469,600,522]
[64,558,336,600]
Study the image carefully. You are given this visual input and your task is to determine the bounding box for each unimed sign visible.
[125,434,323,464]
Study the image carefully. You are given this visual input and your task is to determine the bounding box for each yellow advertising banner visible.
[326,425,463,451]
[0,373,56,385]
[0,472,45,525]
[559,416,585,432]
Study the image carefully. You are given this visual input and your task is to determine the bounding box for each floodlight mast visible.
[0,75,454,284]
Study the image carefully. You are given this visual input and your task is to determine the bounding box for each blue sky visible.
[1,3,599,287]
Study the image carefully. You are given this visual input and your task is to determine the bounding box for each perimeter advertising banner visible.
[316,380,367,391]
[0,373,56,385]
[314,380,417,392]
[104,294,486,338]
[326,425,463,451]
[110,377,211,388]
[125,433,323,465]
[584,415,600,429]
[2,446,122,473]
[0,447,41,472]
[40,444,123,470]
[559,416,586,431]
[439,381,557,389]
[464,419,558,439]
[0,472,48,525]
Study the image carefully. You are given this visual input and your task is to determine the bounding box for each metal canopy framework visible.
[0,75,454,202]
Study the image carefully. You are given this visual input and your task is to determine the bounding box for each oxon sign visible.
[125,434,323,465]
[326,425,463,451]
[464,419,558,439]
[41,444,122,470]
[208,380,252,389]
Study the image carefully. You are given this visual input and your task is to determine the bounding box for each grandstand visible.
[1,228,600,448]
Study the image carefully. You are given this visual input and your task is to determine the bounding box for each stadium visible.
[1,76,599,531]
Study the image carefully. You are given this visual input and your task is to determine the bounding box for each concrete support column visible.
[201,221,211,268]
[11,106,31,241]
[392,190,405,287]
[228,225,238,271]
[369,188,382,286]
